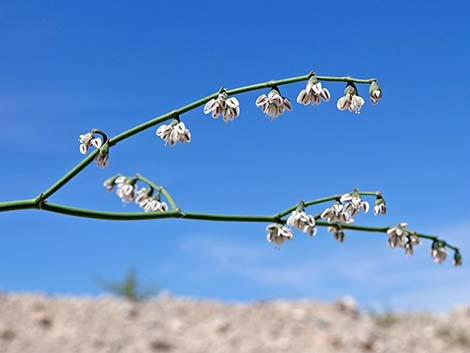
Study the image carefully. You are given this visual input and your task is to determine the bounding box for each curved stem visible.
[30,202,460,252]
[0,198,460,256]
[135,174,177,210]
[34,72,376,200]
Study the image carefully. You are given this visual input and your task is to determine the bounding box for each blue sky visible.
[1,0,469,312]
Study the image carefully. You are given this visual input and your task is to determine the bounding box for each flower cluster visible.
[113,176,136,203]
[336,82,366,114]
[103,176,168,212]
[79,130,109,168]
[204,91,240,122]
[196,77,381,139]
[266,223,293,245]
[287,210,317,236]
[296,76,331,106]
[156,120,191,146]
[386,223,420,255]
[321,191,370,226]
[321,203,352,224]
[340,191,370,217]
[135,188,168,212]
[255,87,292,118]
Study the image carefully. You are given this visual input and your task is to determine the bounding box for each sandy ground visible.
[0,292,469,353]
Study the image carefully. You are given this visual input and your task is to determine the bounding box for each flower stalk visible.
[0,71,460,266]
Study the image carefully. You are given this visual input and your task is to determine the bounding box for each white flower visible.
[431,245,447,264]
[296,78,330,106]
[135,188,151,204]
[386,222,408,248]
[134,188,169,212]
[266,223,293,245]
[95,153,108,168]
[403,234,420,256]
[204,92,240,122]
[369,81,382,105]
[103,176,121,191]
[116,181,136,203]
[79,132,102,154]
[256,88,292,118]
[340,191,369,217]
[374,197,387,216]
[337,94,365,114]
[156,121,191,147]
[115,176,126,185]
[337,82,365,114]
[328,226,346,243]
[287,210,317,236]
[386,223,420,255]
[321,203,353,224]
[140,198,169,212]
[454,251,462,267]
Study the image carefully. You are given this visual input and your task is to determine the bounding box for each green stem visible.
[0,199,37,212]
[135,174,177,210]
[41,151,98,200]
[0,199,459,254]
[34,72,377,201]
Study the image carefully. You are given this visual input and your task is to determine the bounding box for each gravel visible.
[0,292,469,353]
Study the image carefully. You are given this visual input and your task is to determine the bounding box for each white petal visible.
[336,96,349,110]
[296,90,307,104]
[283,98,292,111]
[320,88,331,102]
[203,99,217,114]
[256,95,268,106]
[79,143,88,154]
[91,138,102,149]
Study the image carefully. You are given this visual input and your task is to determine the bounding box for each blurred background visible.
[1,0,469,313]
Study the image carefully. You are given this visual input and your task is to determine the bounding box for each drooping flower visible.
[337,82,365,114]
[204,91,240,122]
[296,76,331,106]
[328,226,346,243]
[403,233,420,256]
[140,197,169,213]
[373,196,387,216]
[256,87,292,118]
[156,120,191,146]
[79,132,102,154]
[115,178,136,203]
[134,188,169,212]
[266,223,293,245]
[386,223,420,255]
[321,203,353,224]
[103,175,121,191]
[135,188,152,205]
[431,242,448,264]
[386,222,409,248]
[369,81,382,105]
[94,146,109,168]
[287,210,317,236]
[454,251,463,267]
[340,191,369,217]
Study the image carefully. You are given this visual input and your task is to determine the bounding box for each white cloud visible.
[175,223,470,312]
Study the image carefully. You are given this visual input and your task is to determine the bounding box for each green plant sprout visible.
[0,71,461,266]
[96,269,160,302]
